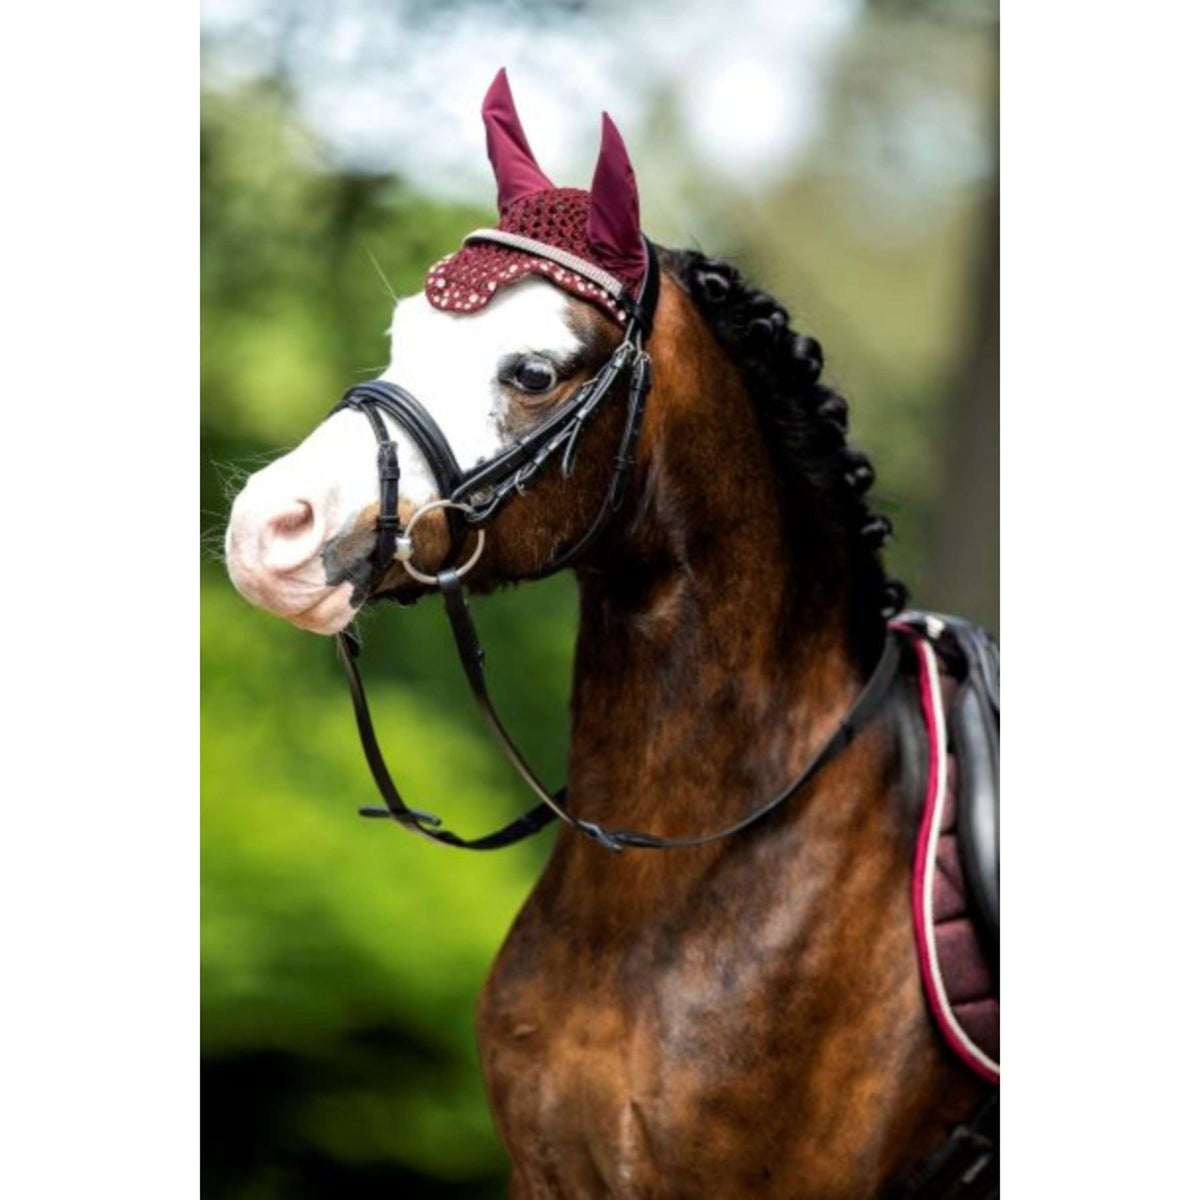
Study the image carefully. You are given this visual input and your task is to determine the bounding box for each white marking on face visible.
[224,277,583,633]
[376,276,582,501]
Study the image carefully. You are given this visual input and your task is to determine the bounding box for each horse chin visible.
[283,581,360,635]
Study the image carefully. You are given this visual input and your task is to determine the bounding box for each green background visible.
[202,4,997,1195]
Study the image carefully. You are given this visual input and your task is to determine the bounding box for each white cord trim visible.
[917,638,1000,1078]
[461,229,627,299]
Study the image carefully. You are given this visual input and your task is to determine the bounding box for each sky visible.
[202,0,866,198]
[202,0,995,256]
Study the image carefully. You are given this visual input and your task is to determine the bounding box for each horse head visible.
[225,70,659,632]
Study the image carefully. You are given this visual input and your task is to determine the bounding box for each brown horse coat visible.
[465,275,988,1198]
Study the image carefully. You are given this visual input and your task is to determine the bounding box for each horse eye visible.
[511,357,557,394]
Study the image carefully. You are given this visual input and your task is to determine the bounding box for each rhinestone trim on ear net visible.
[423,188,631,324]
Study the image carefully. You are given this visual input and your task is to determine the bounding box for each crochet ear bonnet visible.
[425,69,649,327]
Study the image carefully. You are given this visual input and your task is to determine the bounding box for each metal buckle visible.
[577,820,625,853]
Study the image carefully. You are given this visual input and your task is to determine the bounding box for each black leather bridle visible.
[334,237,661,587]
[328,236,902,852]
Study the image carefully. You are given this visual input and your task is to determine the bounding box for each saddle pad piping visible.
[910,636,1000,1084]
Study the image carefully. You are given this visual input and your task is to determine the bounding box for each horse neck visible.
[566,289,873,850]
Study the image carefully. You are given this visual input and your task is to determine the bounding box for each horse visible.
[224,71,996,1199]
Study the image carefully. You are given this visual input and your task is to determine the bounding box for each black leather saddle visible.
[898,611,999,955]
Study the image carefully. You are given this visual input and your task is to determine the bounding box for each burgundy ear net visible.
[430,71,648,317]
[483,70,644,284]
[482,68,555,213]
[586,113,646,286]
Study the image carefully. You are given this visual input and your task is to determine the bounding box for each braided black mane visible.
[662,248,905,661]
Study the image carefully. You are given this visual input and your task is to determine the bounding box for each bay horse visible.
[224,71,995,1198]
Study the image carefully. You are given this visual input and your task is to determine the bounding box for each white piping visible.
[917,637,1000,1078]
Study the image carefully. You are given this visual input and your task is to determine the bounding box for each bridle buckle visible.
[577,820,625,853]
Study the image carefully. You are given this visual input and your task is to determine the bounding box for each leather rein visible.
[329,235,902,852]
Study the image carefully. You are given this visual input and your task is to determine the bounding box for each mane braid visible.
[661,248,906,665]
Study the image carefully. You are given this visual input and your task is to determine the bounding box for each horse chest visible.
[478,906,835,1196]
[480,969,660,1191]
[476,833,953,1199]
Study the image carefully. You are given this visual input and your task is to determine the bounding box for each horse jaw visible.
[224,278,582,633]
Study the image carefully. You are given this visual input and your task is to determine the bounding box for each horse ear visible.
[587,113,645,283]
[482,68,554,213]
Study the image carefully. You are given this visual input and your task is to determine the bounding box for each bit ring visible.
[394,499,485,585]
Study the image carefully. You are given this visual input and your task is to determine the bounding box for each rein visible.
[329,236,902,852]
[339,597,900,852]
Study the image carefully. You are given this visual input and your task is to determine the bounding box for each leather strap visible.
[337,583,902,853]
[899,1092,998,1199]
[341,379,464,500]
[335,630,559,850]
[353,404,402,570]
[336,381,467,562]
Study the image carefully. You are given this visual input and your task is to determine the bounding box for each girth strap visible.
[898,1093,999,1200]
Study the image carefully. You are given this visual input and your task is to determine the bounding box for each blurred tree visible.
[927,175,998,630]
[927,70,998,631]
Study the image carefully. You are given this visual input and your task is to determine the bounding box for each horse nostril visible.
[270,499,315,538]
[257,498,323,573]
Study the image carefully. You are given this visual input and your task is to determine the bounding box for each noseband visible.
[327,236,901,852]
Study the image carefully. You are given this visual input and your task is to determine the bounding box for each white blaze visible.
[378,277,582,502]
[225,277,583,634]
